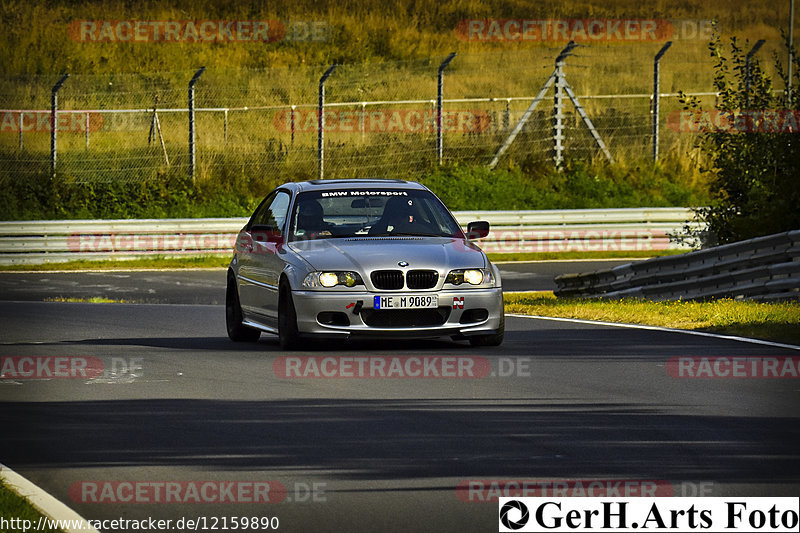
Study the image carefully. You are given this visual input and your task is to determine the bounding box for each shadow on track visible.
[2,398,799,486]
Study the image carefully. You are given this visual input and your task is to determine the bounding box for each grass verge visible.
[0,255,232,271]
[487,250,687,262]
[44,297,127,303]
[0,250,687,271]
[0,479,64,533]
[505,292,800,346]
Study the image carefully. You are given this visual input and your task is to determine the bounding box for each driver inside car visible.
[296,200,332,239]
[369,196,421,235]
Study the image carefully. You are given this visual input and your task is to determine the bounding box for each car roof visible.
[286,179,428,193]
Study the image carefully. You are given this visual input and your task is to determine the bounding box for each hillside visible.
[1,0,794,75]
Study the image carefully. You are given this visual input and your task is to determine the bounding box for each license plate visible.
[373,295,438,310]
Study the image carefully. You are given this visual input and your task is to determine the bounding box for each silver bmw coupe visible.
[226,179,504,349]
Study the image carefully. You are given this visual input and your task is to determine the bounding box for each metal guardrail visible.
[555,230,800,301]
[0,208,700,265]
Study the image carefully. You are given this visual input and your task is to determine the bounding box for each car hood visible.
[288,236,487,273]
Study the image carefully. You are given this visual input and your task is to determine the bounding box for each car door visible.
[237,189,291,325]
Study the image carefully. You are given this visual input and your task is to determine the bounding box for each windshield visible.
[288,189,463,241]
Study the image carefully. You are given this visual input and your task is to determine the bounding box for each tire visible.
[468,314,505,347]
[226,275,261,342]
[278,281,302,350]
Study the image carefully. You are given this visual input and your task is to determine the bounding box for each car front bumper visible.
[291,287,504,338]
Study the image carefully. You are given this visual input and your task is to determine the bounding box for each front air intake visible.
[406,270,438,289]
[370,270,404,290]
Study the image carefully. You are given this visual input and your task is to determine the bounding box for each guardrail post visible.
[436,52,456,165]
[653,41,672,162]
[318,64,337,180]
[188,67,206,185]
[50,74,69,178]
[745,40,766,108]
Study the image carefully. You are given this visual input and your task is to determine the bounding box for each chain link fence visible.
[0,41,787,185]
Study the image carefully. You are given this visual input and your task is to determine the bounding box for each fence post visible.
[552,44,576,169]
[50,74,69,178]
[488,43,570,169]
[789,0,795,105]
[745,40,765,108]
[291,105,296,145]
[436,52,456,165]
[18,113,23,151]
[360,102,366,142]
[653,41,673,162]
[318,64,337,180]
[188,66,206,185]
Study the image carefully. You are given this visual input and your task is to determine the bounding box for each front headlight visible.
[303,271,364,288]
[319,272,339,287]
[445,268,493,286]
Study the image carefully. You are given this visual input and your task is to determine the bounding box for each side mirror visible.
[466,220,490,240]
[250,224,283,244]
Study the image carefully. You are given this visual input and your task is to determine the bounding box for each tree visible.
[684,32,800,245]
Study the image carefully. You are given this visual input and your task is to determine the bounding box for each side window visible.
[249,191,291,235]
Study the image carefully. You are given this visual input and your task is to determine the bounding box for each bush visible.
[685,34,800,244]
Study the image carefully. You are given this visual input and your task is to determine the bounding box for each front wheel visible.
[468,314,504,347]
[278,282,302,350]
[226,275,261,342]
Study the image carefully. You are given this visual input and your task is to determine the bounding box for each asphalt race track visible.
[1,265,799,532]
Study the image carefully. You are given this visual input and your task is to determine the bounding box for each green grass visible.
[0,248,687,272]
[0,480,63,533]
[0,162,711,221]
[488,249,687,262]
[505,292,800,345]
[44,296,128,303]
[0,255,231,271]
[0,0,792,76]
